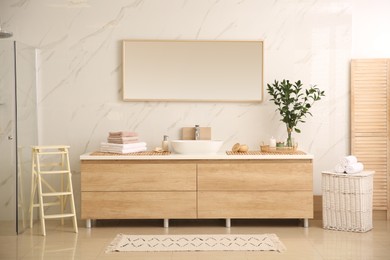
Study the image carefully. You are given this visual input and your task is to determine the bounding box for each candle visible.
[270,137,276,148]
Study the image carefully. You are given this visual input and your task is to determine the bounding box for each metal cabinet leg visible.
[86,219,91,228]
[303,218,309,228]
[164,219,169,228]
[226,218,231,228]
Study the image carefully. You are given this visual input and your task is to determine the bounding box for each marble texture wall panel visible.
[0,0,352,214]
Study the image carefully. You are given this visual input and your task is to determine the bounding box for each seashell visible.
[238,144,248,152]
[232,143,241,152]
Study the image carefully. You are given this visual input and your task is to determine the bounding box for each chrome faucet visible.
[195,125,200,140]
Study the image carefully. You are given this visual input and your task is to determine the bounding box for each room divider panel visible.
[0,41,38,235]
[351,59,390,219]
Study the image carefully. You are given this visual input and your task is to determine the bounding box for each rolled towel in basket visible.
[345,162,364,174]
[341,155,358,167]
[334,164,345,173]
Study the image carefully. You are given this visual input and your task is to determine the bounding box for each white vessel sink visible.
[171,140,223,155]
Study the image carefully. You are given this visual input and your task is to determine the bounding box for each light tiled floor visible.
[1,219,390,260]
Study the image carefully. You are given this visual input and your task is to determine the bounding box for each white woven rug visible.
[106,233,286,253]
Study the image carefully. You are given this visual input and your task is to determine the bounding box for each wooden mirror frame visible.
[122,40,263,102]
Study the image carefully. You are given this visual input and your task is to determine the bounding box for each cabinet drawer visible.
[198,191,313,218]
[81,162,196,191]
[81,191,197,219]
[198,161,312,191]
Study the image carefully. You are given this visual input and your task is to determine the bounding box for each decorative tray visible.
[90,151,171,156]
[226,150,305,155]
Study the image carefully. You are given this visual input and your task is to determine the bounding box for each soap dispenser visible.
[162,135,169,152]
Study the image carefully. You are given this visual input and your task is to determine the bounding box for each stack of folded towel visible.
[107,131,139,144]
[100,131,147,154]
[334,155,364,174]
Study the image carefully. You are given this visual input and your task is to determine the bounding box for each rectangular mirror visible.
[123,40,263,102]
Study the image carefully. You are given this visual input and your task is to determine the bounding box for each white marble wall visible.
[352,0,390,57]
[1,0,354,216]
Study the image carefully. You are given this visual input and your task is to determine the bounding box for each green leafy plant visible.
[267,79,325,146]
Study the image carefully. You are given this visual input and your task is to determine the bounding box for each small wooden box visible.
[182,127,211,140]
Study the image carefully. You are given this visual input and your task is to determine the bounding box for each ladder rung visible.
[32,145,69,150]
[36,162,63,167]
[32,202,60,207]
[42,192,72,197]
[44,213,75,219]
[39,170,70,174]
[36,151,68,155]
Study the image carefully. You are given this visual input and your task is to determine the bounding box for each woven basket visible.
[322,171,374,232]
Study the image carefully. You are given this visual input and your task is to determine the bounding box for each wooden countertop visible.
[80,151,313,160]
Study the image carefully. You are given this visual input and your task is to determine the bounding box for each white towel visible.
[341,155,358,167]
[100,142,147,149]
[100,141,147,154]
[334,164,345,173]
[100,146,147,154]
[345,162,364,174]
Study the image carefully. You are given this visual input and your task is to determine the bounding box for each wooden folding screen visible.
[351,59,390,219]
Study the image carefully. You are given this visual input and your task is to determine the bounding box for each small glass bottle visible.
[162,135,169,152]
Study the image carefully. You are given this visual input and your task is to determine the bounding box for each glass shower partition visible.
[0,41,38,235]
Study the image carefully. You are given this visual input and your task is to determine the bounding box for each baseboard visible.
[313,195,388,220]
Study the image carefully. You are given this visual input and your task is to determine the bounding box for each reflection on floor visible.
[1,219,390,260]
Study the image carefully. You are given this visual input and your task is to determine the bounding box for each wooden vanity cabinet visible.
[80,158,313,223]
[197,160,313,219]
[81,161,197,219]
